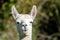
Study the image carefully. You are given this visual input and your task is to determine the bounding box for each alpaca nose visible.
[22,24,27,27]
[22,24,27,31]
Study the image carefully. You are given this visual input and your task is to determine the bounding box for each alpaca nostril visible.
[17,22,19,24]
[25,24,27,26]
[22,25,24,26]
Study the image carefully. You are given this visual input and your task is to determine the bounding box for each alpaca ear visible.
[11,5,20,20]
[30,5,37,20]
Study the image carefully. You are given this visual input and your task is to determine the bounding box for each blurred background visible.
[0,0,60,40]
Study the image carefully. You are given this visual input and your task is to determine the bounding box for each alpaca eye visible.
[30,22,33,23]
[17,22,19,24]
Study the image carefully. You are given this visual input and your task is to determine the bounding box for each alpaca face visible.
[16,14,33,35]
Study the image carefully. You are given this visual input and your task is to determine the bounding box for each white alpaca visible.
[11,5,37,40]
